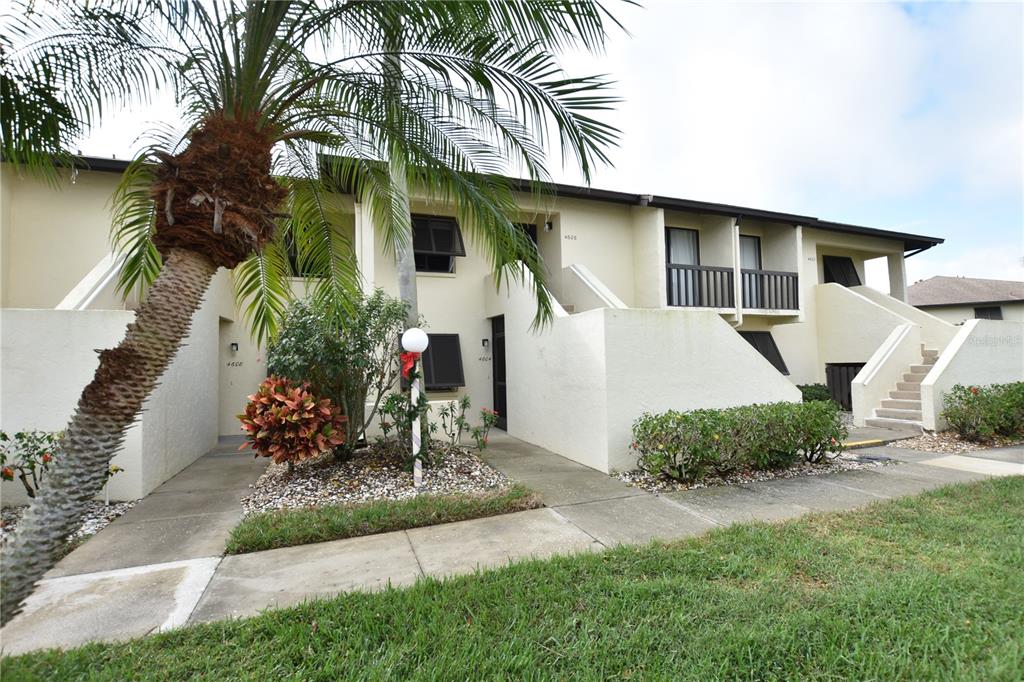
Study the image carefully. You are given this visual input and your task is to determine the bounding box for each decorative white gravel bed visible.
[242,445,513,516]
[616,453,895,494]
[1,499,137,544]
[889,431,1024,455]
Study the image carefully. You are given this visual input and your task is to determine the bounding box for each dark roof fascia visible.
[74,154,944,252]
[916,299,1024,309]
[74,157,130,173]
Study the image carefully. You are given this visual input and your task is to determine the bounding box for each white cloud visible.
[558,1,1022,211]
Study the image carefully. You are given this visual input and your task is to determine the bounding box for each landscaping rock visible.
[616,453,893,494]
[889,431,1024,454]
[242,444,512,516]
[1,500,137,544]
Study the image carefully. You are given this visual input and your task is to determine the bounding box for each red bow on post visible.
[400,351,421,380]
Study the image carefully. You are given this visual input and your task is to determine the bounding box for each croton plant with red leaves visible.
[239,376,346,465]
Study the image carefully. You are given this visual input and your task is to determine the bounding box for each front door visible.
[491,316,507,430]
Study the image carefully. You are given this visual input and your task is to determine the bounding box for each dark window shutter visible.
[822,256,861,287]
[422,334,465,390]
[411,215,466,257]
[974,306,1003,320]
[738,331,789,375]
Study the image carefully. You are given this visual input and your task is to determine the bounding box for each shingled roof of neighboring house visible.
[907,276,1024,307]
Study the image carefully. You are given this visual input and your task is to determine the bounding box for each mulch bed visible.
[1,500,137,544]
[242,444,513,516]
[617,453,895,494]
[889,431,1024,455]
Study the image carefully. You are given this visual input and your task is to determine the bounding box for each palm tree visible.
[0,0,621,623]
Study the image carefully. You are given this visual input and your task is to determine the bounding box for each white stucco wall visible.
[485,275,800,473]
[918,302,1024,326]
[920,319,1024,431]
[0,166,121,309]
[851,285,956,351]
[815,284,909,366]
[1,286,224,504]
[1,309,141,504]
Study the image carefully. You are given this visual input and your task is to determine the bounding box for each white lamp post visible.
[401,327,429,488]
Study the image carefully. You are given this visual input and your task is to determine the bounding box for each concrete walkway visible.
[2,435,1021,656]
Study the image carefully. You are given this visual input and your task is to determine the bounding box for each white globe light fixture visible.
[401,327,429,353]
[401,328,428,488]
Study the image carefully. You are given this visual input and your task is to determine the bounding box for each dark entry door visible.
[825,363,865,411]
[491,316,507,430]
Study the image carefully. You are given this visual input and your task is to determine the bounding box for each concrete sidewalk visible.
[2,437,1021,656]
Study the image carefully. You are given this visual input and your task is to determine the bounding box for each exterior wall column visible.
[731,217,742,322]
[887,252,907,302]
[353,202,375,294]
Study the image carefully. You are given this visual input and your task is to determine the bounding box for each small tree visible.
[267,291,407,454]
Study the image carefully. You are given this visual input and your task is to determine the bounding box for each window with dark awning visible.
[974,306,1003,320]
[412,215,466,273]
[822,256,862,287]
[739,331,789,375]
[422,334,465,390]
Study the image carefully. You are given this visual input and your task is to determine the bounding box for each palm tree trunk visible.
[1,247,217,623]
[391,155,418,328]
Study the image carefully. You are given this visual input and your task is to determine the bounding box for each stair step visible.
[562,304,575,313]
[902,373,924,384]
[921,356,937,366]
[922,348,939,358]
[865,417,924,432]
[875,407,923,420]
[908,364,931,375]
[881,399,921,409]
[890,389,921,400]
[896,382,923,392]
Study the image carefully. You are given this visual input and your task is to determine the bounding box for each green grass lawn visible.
[225,484,542,554]
[6,477,1023,680]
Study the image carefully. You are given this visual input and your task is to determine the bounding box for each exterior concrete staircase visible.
[864,347,938,432]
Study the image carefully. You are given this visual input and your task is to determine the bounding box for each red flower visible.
[970,386,979,396]
[42,453,52,464]
[1,467,13,481]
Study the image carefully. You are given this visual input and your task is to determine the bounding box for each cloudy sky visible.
[79,1,1023,289]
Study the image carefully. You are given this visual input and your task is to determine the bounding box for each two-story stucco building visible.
[3,158,1021,501]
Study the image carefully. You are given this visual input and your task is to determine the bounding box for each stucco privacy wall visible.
[815,284,909,367]
[0,167,119,309]
[851,285,955,350]
[1,282,224,504]
[1,309,142,505]
[486,274,801,473]
[920,319,1024,431]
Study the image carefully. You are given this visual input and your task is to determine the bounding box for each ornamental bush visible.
[631,401,847,482]
[239,376,347,469]
[0,430,61,498]
[942,382,1024,443]
[797,383,833,404]
[267,290,407,455]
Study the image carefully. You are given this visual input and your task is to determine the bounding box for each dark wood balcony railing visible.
[666,264,734,308]
[741,269,799,310]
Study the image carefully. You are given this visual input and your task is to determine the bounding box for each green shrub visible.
[631,401,847,482]
[267,290,407,453]
[797,383,833,403]
[942,382,1024,443]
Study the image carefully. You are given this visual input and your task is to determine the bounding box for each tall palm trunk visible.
[390,151,418,327]
[1,248,217,622]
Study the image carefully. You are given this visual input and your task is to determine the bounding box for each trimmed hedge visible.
[797,383,833,404]
[632,401,847,482]
[942,382,1024,443]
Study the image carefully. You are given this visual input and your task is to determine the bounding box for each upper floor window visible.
[739,235,762,270]
[974,306,1003,320]
[666,227,699,266]
[822,255,861,287]
[413,215,466,273]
